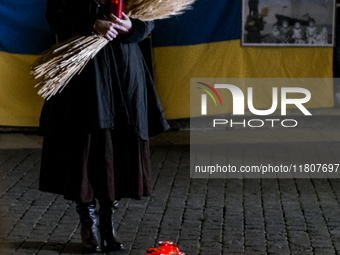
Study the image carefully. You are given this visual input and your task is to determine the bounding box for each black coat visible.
[39,0,170,140]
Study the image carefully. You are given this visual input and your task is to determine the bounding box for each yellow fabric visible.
[0,52,44,126]
[0,39,334,126]
[153,40,334,120]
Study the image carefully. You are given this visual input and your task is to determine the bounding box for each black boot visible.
[98,200,124,252]
[76,200,102,253]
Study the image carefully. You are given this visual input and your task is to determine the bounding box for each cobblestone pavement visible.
[0,132,340,255]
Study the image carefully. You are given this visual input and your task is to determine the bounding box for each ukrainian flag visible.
[0,0,54,126]
[0,0,334,126]
[152,0,334,119]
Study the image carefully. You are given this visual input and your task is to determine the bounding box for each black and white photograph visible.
[242,0,336,47]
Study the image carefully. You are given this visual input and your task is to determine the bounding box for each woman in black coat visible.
[38,0,170,252]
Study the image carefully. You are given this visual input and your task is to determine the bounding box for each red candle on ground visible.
[158,241,180,253]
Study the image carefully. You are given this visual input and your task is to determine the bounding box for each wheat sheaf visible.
[31,0,196,99]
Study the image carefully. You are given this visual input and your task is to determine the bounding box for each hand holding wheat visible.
[93,18,128,40]
[110,13,133,34]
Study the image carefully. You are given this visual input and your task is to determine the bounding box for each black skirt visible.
[39,126,152,203]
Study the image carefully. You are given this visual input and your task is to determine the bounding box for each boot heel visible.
[99,200,124,251]
[76,200,102,253]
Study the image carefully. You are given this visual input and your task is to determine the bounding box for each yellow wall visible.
[153,40,333,119]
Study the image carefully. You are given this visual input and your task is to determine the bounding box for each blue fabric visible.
[0,0,242,53]
[0,0,55,55]
[152,0,242,47]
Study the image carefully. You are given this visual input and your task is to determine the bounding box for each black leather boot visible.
[76,200,102,253]
[98,200,124,252]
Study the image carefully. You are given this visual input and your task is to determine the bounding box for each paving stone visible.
[0,139,340,254]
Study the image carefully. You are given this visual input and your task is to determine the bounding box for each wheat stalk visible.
[31,0,196,99]
[31,35,108,99]
[124,0,196,21]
